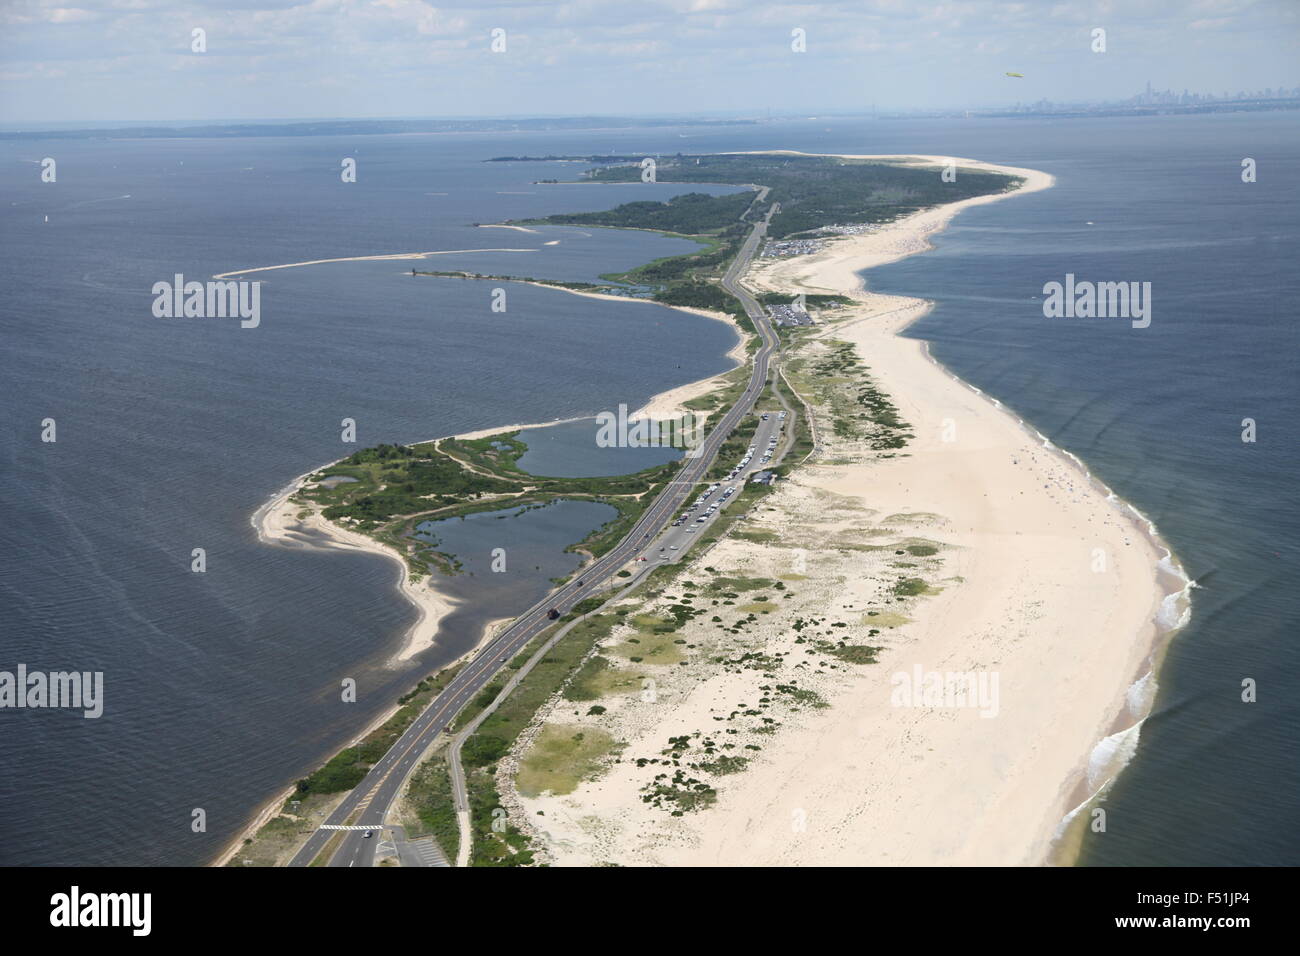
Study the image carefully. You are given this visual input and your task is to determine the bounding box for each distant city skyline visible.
[3,0,1298,124]
[951,78,1300,120]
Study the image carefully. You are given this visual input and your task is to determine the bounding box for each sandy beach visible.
[510,155,1180,866]
[253,469,460,665]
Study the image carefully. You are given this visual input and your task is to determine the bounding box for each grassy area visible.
[403,752,459,860]
[467,772,535,866]
[730,528,780,544]
[785,341,913,450]
[683,365,752,417]
[516,724,619,797]
[861,610,911,628]
[608,622,687,665]
[565,653,647,700]
[535,190,754,235]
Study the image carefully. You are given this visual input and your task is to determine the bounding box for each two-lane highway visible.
[288,197,780,868]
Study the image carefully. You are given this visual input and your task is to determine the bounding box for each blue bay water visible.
[1,114,1296,866]
[0,132,740,866]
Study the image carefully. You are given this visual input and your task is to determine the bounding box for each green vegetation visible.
[516,724,619,797]
[698,755,749,776]
[404,754,459,859]
[578,153,1020,239]
[824,644,883,665]
[730,529,779,544]
[452,603,626,865]
[467,773,534,866]
[538,190,754,235]
[861,610,911,629]
[707,575,775,593]
[641,770,718,813]
[651,279,750,326]
[787,341,913,449]
[294,435,683,580]
[892,577,931,597]
[566,653,646,700]
[516,178,767,331]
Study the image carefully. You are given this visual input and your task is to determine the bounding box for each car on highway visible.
[363,831,373,839]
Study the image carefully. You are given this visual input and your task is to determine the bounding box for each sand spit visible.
[252,464,459,665]
[212,248,535,280]
[510,155,1180,867]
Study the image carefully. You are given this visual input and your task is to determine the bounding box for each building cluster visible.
[1126,81,1300,107]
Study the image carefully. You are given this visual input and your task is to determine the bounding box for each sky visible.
[1,0,1297,124]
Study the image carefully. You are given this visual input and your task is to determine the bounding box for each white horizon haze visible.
[2,0,1297,124]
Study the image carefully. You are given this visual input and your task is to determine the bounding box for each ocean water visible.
[837,113,1300,867]
[1,114,1296,866]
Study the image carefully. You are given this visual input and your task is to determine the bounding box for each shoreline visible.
[456,279,748,420]
[512,154,1184,867]
[741,153,1187,864]
[248,280,748,667]
[237,240,751,658]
